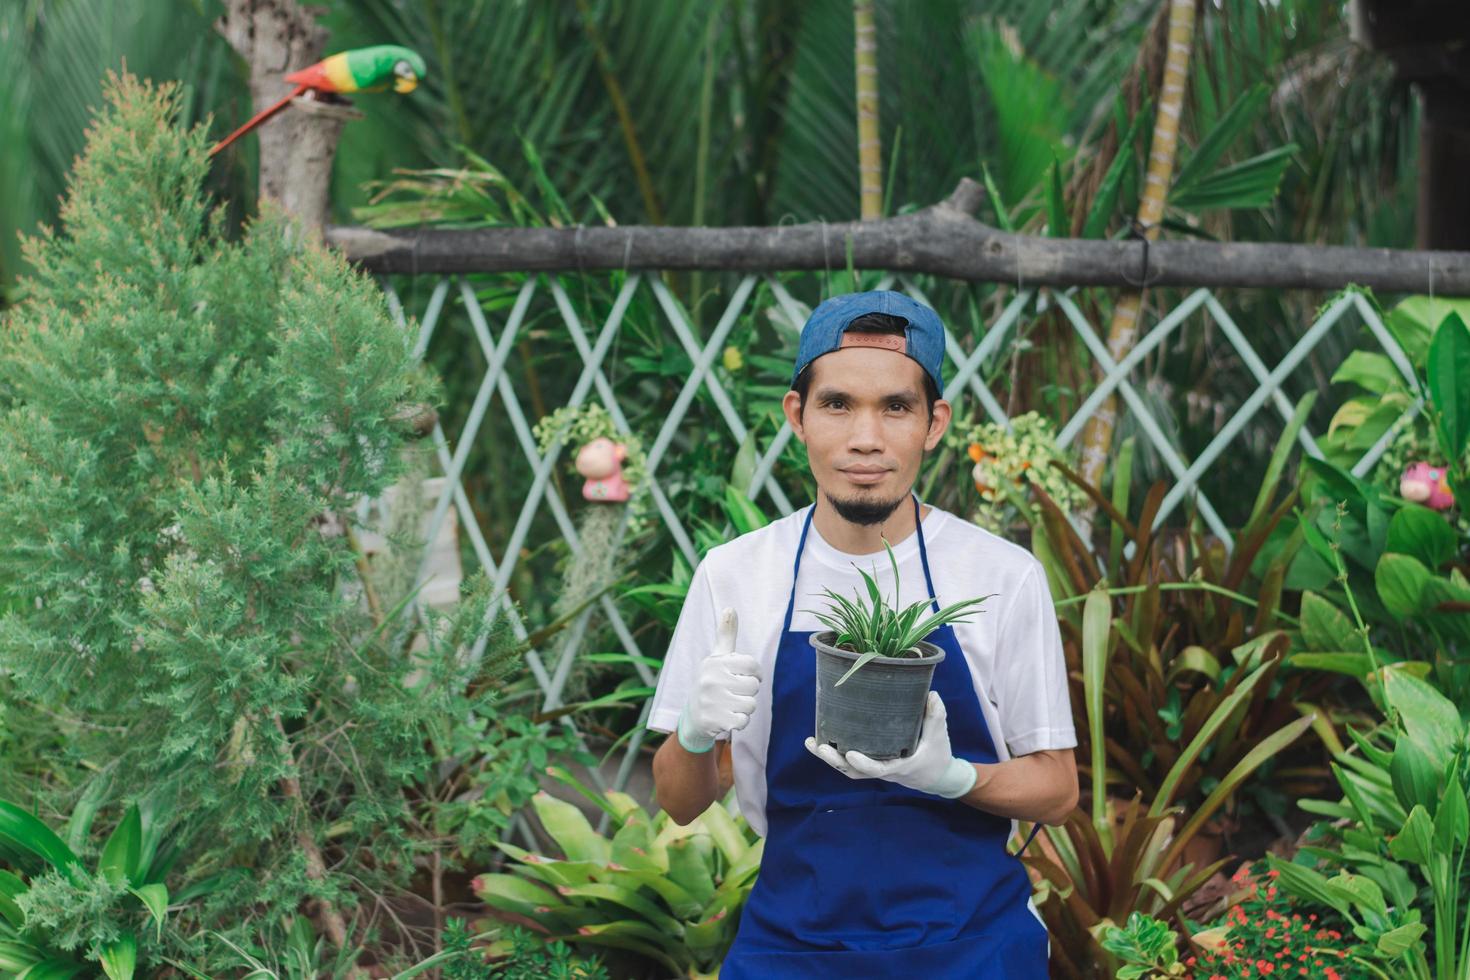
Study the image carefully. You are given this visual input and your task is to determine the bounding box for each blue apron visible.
[720,497,1049,978]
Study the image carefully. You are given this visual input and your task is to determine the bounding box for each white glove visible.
[804,691,978,799]
[676,608,761,753]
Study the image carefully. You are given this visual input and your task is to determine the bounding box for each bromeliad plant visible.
[473,769,762,979]
[807,540,989,686]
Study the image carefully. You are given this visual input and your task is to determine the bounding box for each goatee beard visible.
[824,490,906,527]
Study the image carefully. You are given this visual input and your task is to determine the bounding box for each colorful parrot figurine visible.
[1400,462,1455,511]
[210,45,426,157]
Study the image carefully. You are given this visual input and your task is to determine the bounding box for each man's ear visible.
[781,390,806,443]
[925,398,952,452]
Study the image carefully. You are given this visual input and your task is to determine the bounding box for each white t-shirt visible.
[648,503,1077,837]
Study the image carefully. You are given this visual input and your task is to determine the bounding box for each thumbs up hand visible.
[676,608,763,754]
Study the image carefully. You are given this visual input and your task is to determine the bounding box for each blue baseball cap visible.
[791,290,946,392]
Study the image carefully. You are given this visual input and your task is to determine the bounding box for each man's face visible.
[782,347,951,525]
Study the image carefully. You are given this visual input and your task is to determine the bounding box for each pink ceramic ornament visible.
[575,436,631,502]
[1400,462,1455,511]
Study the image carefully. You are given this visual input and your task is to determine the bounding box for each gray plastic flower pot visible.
[811,630,944,761]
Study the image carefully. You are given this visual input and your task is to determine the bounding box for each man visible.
[648,290,1079,977]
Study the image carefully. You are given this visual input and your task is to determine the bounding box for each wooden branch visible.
[326,178,1470,294]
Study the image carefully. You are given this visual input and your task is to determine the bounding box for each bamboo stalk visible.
[1078,0,1198,488]
[853,0,883,220]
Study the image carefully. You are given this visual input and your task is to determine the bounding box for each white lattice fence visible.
[381,273,1415,798]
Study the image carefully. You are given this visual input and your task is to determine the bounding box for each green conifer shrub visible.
[0,73,517,972]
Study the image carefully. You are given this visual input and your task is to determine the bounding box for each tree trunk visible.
[853,0,882,220]
[1078,0,1198,490]
[216,3,359,965]
[216,0,352,235]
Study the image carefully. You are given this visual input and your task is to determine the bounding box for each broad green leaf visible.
[128,884,168,941]
[604,867,700,919]
[1299,591,1357,652]
[610,819,664,873]
[1386,506,1458,570]
[63,781,107,857]
[0,801,82,880]
[1332,761,1379,833]
[1267,856,1347,915]
[664,838,716,907]
[716,836,765,895]
[1342,400,1407,451]
[559,921,686,976]
[729,429,759,499]
[560,883,684,935]
[1432,770,1467,850]
[1082,590,1111,830]
[1389,736,1441,814]
[99,806,142,886]
[1165,645,1221,683]
[1324,873,1386,918]
[1388,805,1435,866]
[0,941,43,973]
[0,870,25,930]
[722,484,767,536]
[1427,311,1470,459]
[490,842,600,888]
[471,872,556,913]
[1328,398,1373,439]
[1304,456,1371,512]
[1288,652,1377,678]
[1383,670,1463,770]
[684,893,740,955]
[98,933,136,980]
[1375,922,1427,958]
[692,801,748,867]
[1388,296,1470,366]
[545,767,639,827]
[15,960,89,979]
[530,793,611,865]
[1375,553,1432,620]
[1331,351,1403,394]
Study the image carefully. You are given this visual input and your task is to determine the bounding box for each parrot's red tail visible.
[209,85,309,158]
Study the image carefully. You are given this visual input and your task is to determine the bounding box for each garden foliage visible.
[0,74,518,973]
[474,771,762,979]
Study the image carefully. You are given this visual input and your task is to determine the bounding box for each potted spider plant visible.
[806,542,988,760]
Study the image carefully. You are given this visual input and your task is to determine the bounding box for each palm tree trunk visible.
[1078,0,1197,488]
[853,0,882,220]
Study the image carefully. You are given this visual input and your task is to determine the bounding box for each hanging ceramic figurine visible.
[1400,462,1455,511]
[576,436,631,502]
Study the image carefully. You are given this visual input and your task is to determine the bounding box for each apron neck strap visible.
[912,494,942,613]
[781,494,939,633]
